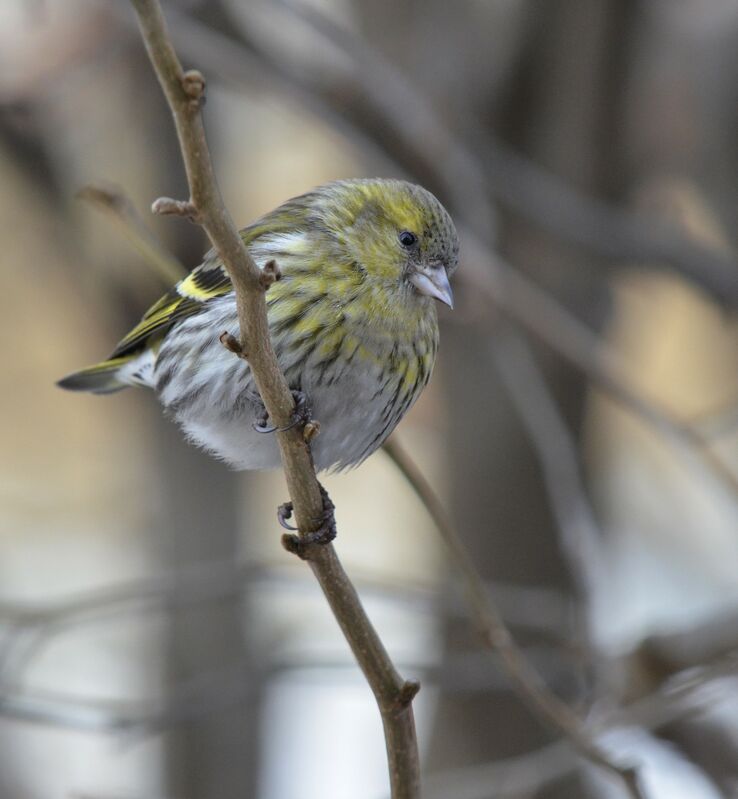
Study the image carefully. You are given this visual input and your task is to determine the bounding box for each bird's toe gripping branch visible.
[279,484,337,559]
[253,389,313,435]
[219,331,319,442]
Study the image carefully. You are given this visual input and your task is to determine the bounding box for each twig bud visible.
[181,69,206,109]
[303,421,321,442]
[259,259,282,289]
[219,331,244,356]
[151,196,199,222]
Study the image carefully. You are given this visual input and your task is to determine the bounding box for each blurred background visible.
[2,1,738,797]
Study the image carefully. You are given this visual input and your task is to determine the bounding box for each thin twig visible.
[383,437,646,799]
[0,664,257,736]
[77,182,187,284]
[127,2,420,796]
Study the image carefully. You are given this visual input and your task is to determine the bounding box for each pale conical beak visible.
[409,265,454,309]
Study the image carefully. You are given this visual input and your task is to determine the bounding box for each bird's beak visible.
[409,264,454,309]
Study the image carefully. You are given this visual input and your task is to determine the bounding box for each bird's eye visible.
[398,231,418,248]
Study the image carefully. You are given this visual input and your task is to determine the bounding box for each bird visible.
[59,178,459,474]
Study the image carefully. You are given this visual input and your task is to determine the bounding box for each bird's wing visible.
[110,196,315,359]
[109,259,232,358]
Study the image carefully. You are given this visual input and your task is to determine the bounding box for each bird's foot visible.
[279,484,337,560]
[253,389,312,434]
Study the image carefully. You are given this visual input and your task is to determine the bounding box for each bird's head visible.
[318,179,459,309]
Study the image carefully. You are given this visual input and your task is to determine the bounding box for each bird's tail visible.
[57,354,147,394]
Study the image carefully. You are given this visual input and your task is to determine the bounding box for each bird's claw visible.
[279,485,337,560]
[253,389,312,434]
[277,500,297,531]
[253,417,278,434]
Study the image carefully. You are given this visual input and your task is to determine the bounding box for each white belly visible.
[150,297,434,472]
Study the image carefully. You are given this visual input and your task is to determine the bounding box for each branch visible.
[383,437,646,799]
[128,2,420,796]
[77,182,187,284]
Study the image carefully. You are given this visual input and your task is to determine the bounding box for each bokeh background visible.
[2,1,738,797]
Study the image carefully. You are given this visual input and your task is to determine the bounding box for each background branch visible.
[77,182,187,284]
[383,438,645,799]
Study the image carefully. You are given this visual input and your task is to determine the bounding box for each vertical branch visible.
[127,2,421,796]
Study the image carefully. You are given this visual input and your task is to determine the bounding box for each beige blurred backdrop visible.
[1,2,738,799]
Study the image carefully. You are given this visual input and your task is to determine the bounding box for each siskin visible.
[59,178,459,472]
